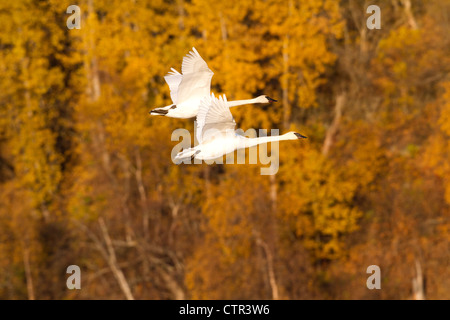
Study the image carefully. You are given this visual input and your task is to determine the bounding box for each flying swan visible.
[149,48,277,118]
[174,93,307,163]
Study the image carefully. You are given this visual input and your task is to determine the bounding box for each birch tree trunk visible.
[256,238,279,300]
[322,93,346,156]
[22,244,35,300]
[401,0,418,29]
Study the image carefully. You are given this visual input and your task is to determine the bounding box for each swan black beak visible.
[294,133,307,139]
[266,96,277,102]
[149,109,168,115]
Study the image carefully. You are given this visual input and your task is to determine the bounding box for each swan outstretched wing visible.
[164,68,182,104]
[162,48,214,108]
[196,93,236,144]
[176,48,214,104]
[182,47,212,74]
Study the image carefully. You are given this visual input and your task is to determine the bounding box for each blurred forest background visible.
[0,0,449,300]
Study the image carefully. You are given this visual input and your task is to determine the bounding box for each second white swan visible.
[174,93,306,163]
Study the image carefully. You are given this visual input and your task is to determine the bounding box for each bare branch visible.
[98,217,135,300]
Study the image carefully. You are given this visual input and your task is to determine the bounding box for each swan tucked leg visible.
[149,104,177,116]
[174,148,200,164]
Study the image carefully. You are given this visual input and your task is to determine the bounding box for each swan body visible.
[150,48,276,118]
[174,94,306,162]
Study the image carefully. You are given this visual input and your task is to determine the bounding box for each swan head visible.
[285,131,307,140]
[256,95,277,103]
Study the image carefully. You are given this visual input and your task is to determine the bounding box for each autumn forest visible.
[0,0,449,300]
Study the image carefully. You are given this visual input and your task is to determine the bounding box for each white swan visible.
[174,93,306,162]
[149,47,277,118]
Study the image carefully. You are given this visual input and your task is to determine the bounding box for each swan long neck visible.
[227,97,260,108]
[240,133,293,149]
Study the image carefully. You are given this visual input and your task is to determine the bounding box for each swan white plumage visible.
[149,48,277,118]
[174,93,306,162]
